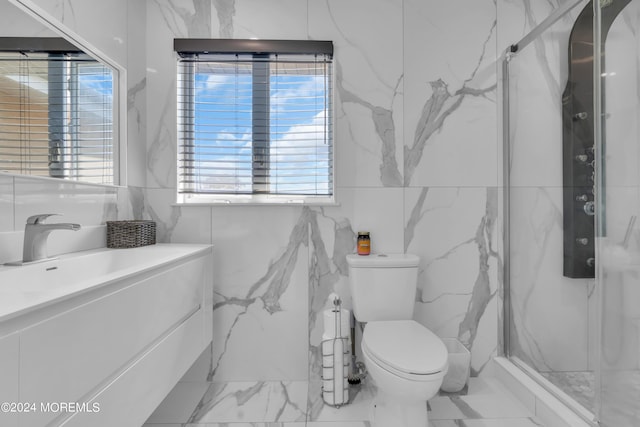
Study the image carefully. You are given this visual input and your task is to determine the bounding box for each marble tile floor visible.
[143,376,545,427]
[539,370,594,412]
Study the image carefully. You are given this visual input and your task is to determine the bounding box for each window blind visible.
[176,40,333,203]
[0,51,113,184]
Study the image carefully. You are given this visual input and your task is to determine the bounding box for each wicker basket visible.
[106,220,156,248]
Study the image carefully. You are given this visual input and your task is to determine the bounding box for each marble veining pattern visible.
[409,187,499,375]
[403,0,497,188]
[404,188,429,252]
[212,0,235,38]
[404,22,497,187]
[139,0,499,418]
[145,377,542,427]
[207,208,310,381]
[52,0,77,31]
[179,206,356,387]
[431,420,543,427]
[307,207,357,421]
[29,0,129,66]
[521,0,564,102]
[147,198,182,243]
[128,77,147,129]
[155,0,212,38]
[458,188,498,371]
[131,5,505,423]
[0,3,514,419]
[508,187,590,373]
[308,0,403,187]
[509,189,561,372]
[146,0,214,189]
[126,186,146,221]
[334,63,403,187]
[7,0,607,425]
[146,79,178,188]
[187,381,307,423]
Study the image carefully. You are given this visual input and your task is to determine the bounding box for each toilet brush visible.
[348,325,361,385]
[348,313,365,385]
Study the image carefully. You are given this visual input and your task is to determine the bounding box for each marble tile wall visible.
[138,1,500,417]
[14,0,129,67]
[126,0,148,189]
[1,0,57,37]
[0,175,13,233]
[0,174,119,264]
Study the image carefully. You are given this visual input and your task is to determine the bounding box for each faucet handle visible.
[26,214,60,225]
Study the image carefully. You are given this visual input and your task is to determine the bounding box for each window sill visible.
[173,201,340,207]
[176,193,338,207]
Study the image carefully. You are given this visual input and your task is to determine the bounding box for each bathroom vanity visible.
[0,244,213,427]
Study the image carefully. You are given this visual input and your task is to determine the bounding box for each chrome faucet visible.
[21,214,81,263]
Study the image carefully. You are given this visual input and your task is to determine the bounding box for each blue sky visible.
[190,63,331,195]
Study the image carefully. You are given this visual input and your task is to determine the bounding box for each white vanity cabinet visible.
[0,244,213,427]
[0,333,19,427]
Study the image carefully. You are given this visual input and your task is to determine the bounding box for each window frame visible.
[175,39,335,206]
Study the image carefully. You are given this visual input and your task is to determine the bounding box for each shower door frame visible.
[500,0,600,425]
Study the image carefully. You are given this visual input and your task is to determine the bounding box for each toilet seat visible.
[362,320,448,381]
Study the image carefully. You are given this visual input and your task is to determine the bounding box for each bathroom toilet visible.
[347,253,448,427]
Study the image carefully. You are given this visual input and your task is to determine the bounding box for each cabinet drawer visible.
[61,307,206,427]
[19,256,206,427]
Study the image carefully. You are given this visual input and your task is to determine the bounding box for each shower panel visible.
[562,0,630,278]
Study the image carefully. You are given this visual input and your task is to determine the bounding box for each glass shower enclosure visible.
[502,0,640,425]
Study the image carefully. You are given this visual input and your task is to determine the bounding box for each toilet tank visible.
[346,253,419,322]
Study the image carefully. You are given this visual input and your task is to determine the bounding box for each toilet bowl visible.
[361,319,448,426]
[346,253,449,427]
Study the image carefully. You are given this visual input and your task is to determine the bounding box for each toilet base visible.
[370,390,428,427]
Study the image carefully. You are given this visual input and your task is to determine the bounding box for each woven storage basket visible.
[106,220,156,248]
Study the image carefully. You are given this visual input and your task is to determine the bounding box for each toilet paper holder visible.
[321,294,350,407]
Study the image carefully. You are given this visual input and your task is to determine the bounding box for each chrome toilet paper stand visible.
[321,296,350,407]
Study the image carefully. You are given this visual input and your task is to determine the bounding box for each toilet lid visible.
[362,320,448,375]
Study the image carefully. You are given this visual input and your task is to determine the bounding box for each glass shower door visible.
[503,0,598,417]
[596,1,640,425]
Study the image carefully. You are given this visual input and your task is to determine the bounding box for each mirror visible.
[0,0,120,186]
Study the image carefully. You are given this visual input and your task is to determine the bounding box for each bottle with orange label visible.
[357,232,370,255]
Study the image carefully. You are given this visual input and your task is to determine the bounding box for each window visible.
[0,38,114,185]
[175,39,334,204]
